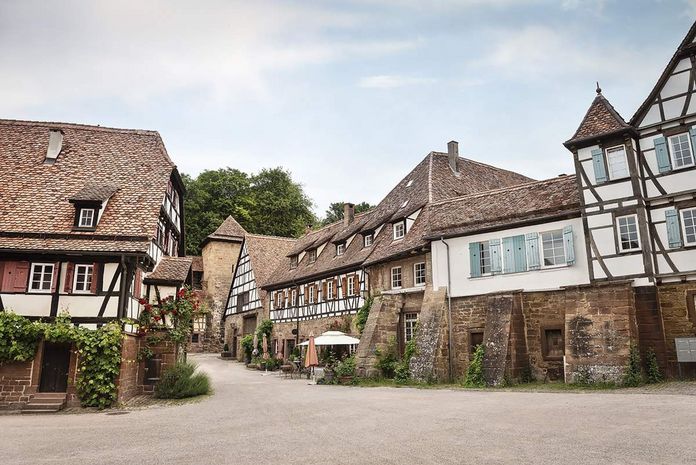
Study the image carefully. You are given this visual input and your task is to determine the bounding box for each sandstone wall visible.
[657,282,696,377]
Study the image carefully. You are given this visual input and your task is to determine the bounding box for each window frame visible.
[326,280,335,300]
[403,312,418,343]
[478,241,492,276]
[29,263,54,293]
[308,285,316,304]
[290,255,298,269]
[540,229,566,268]
[78,208,96,228]
[347,276,355,296]
[541,326,565,361]
[668,132,695,170]
[73,264,94,293]
[391,266,402,289]
[414,262,426,286]
[393,221,405,240]
[680,207,696,246]
[364,233,374,248]
[604,144,630,180]
[469,329,484,358]
[616,214,641,252]
[336,243,346,256]
[291,288,297,306]
[308,249,317,264]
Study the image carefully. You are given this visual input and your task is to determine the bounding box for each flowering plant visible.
[137,287,205,351]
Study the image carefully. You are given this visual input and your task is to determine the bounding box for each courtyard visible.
[0,354,694,464]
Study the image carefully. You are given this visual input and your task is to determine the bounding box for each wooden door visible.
[39,342,71,392]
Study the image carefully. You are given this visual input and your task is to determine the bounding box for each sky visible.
[2,0,695,215]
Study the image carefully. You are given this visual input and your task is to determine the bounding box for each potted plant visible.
[221,343,232,359]
[334,355,356,385]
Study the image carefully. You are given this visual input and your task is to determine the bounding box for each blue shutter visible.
[654,136,671,174]
[512,235,527,272]
[489,239,502,274]
[665,209,683,248]
[525,232,540,270]
[502,237,515,274]
[469,242,481,278]
[563,225,575,265]
[591,148,608,184]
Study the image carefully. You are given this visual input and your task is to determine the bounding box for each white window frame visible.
[540,230,566,268]
[391,266,402,289]
[605,144,630,180]
[78,208,96,228]
[347,276,355,296]
[327,280,335,300]
[308,285,315,304]
[308,249,317,264]
[364,234,373,247]
[291,289,297,306]
[73,264,94,293]
[404,312,418,343]
[668,133,695,170]
[414,262,426,286]
[393,221,405,240]
[680,208,696,245]
[290,255,298,269]
[478,241,492,276]
[29,263,54,293]
[336,243,345,256]
[616,214,641,252]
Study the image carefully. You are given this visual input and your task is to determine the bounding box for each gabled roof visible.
[243,234,296,288]
[0,119,178,255]
[564,90,632,147]
[202,215,246,246]
[190,256,204,273]
[424,175,581,239]
[631,20,696,127]
[144,256,192,284]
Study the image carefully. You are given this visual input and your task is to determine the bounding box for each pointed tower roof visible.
[564,86,632,148]
[201,215,246,247]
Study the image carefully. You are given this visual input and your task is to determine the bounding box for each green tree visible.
[321,201,372,226]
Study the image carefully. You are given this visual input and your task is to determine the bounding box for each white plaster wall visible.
[102,263,120,292]
[2,294,52,316]
[661,72,690,99]
[58,295,118,318]
[592,228,617,256]
[603,253,645,277]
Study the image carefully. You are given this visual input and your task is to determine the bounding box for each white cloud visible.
[358,75,436,88]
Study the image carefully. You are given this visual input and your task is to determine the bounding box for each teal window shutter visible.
[563,225,575,265]
[591,148,608,184]
[525,232,540,270]
[654,136,671,174]
[502,237,515,273]
[513,235,527,272]
[490,239,502,274]
[469,242,481,278]
[665,209,683,248]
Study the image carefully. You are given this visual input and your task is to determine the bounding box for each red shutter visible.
[133,268,141,298]
[341,277,347,298]
[355,274,361,295]
[322,282,327,301]
[51,262,60,292]
[91,263,101,294]
[64,263,75,293]
[13,262,30,292]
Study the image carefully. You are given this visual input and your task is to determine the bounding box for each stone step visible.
[23,402,65,410]
[21,409,62,414]
[32,393,67,400]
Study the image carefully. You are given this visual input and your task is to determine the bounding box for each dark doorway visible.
[232,328,238,358]
[39,342,71,392]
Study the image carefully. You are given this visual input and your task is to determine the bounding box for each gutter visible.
[440,237,454,382]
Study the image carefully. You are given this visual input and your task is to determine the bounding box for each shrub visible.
[623,344,644,387]
[260,357,282,371]
[0,311,41,363]
[241,335,254,359]
[375,337,398,379]
[646,348,663,384]
[463,344,485,388]
[355,297,373,335]
[334,355,356,378]
[395,333,417,384]
[155,361,211,399]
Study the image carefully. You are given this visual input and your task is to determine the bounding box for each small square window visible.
[541,230,566,266]
[414,262,426,286]
[364,234,374,247]
[617,215,640,252]
[393,221,405,240]
[669,133,695,169]
[29,263,54,292]
[78,208,96,228]
[391,267,402,289]
[681,208,696,245]
[73,264,94,293]
[336,243,345,256]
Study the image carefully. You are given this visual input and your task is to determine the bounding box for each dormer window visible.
[336,243,346,256]
[364,233,374,247]
[290,255,298,269]
[393,221,405,240]
[308,249,317,264]
[78,208,96,228]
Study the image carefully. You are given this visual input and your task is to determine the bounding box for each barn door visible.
[39,342,71,392]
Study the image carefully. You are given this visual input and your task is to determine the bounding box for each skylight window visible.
[406,180,413,187]
[400,200,409,209]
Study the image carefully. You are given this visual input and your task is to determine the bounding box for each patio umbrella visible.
[305,333,319,369]
[276,339,283,360]
[252,333,259,357]
[262,334,269,360]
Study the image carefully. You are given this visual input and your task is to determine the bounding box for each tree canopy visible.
[320,201,373,226]
[183,168,315,255]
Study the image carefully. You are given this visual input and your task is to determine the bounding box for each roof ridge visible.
[246,233,297,242]
[0,118,160,136]
[301,209,374,238]
[428,175,576,207]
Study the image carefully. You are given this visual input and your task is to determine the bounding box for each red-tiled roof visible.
[202,215,246,246]
[565,93,631,146]
[144,256,192,284]
[244,234,296,288]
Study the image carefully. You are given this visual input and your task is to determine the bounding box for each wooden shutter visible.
[502,237,515,274]
[64,263,74,293]
[563,226,576,265]
[654,136,671,174]
[469,242,480,278]
[513,235,527,272]
[50,262,59,292]
[526,232,540,270]
[665,209,683,248]
[591,148,608,184]
[322,281,327,301]
[132,266,140,298]
[2,261,29,292]
[489,239,502,274]
[354,273,361,295]
[341,277,347,298]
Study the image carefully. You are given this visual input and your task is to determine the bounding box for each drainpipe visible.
[441,237,454,382]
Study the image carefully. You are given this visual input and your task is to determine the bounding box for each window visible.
[391,266,402,289]
[682,208,696,245]
[541,230,566,266]
[336,243,345,256]
[29,263,54,292]
[393,221,405,240]
[605,145,629,180]
[364,234,373,247]
[290,255,298,269]
[404,312,418,343]
[479,242,491,275]
[347,276,355,296]
[542,328,564,360]
[617,215,640,252]
[469,331,484,356]
[193,315,206,333]
[237,291,249,313]
[308,249,317,264]
[291,289,297,306]
[326,280,335,300]
[78,208,96,228]
[191,333,200,343]
[669,133,695,168]
[308,285,315,304]
[414,262,426,286]
[192,271,203,290]
[73,264,93,293]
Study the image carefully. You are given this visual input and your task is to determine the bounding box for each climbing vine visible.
[0,311,41,363]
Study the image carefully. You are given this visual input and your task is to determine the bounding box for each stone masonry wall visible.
[0,359,33,409]
[522,290,568,381]
[657,282,696,377]
[116,334,141,403]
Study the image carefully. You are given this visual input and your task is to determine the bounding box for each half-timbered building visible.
[0,119,187,407]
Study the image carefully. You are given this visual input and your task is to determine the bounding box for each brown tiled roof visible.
[265,149,533,287]
[190,256,204,272]
[202,215,246,245]
[565,93,631,146]
[244,234,296,287]
[0,236,151,254]
[144,256,192,284]
[0,119,177,254]
[424,175,581,239]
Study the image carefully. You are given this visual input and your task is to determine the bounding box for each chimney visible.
[343,202,355,225]
[447,140,459,173]
[305,224,313,235]
[45,129,64,164]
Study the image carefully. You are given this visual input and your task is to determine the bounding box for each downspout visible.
[441,237,454,382]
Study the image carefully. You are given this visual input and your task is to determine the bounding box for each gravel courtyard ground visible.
[1,353,695,465]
